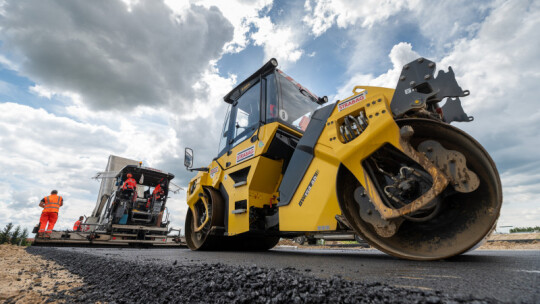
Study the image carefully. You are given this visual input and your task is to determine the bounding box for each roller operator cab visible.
[184,58,502,260]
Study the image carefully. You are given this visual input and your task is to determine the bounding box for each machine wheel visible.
[258,236,280,250]
[185,187,224,250]
[294,236,306,245]
[338,118,502,260]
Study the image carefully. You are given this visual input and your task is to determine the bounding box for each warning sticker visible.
[236,145,255,163]
[210,167,219,178]
[337,91,367,112]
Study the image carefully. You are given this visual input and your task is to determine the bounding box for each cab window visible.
[217,105,231,155]
[276,71,320,132]
[231,82,260,148]
[265,72,278,123]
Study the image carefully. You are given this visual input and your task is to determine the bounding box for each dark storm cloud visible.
[0,0,234,110]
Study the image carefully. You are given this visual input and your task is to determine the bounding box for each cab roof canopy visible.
[223,58,278,104]
[117,165,174,187]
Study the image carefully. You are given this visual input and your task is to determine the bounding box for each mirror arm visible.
[189,167,209,172]
[252,120,262,142]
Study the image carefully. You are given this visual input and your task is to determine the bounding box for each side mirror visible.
[317,96,328,104]
[184,148,193,170]
[184,148,209,172]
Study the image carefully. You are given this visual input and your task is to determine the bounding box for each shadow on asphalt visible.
[190,247,512,265]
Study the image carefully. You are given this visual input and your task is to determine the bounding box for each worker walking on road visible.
[73,216,84,232]
[38,190,63,238]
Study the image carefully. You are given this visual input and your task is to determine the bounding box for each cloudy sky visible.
[0,0,538,235]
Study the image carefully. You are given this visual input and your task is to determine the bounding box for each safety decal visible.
[298,170,319,207]
[210,167,219,178]
[337,91,367,112]
[236,145,255,163]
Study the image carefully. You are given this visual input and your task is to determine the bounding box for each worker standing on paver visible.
[122,173,137,190]
[73,216,84,231]
[121,173,138,202]
[38,190,63,238]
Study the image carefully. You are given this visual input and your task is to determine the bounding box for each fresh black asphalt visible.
[27,246,539,303]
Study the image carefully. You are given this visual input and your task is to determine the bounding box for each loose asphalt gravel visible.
[27,247,501,304]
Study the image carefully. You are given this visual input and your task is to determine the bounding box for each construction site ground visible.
[0,244,82,303]
[1,234,539,303]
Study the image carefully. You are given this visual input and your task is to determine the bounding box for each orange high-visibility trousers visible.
[39,212,58,234]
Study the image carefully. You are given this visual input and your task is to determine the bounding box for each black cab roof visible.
[223,58,278,104]
[117,165,174,187]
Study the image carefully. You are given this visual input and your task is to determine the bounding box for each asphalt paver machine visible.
[33,155,184,247]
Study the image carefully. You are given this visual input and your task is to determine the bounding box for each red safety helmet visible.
[127,173,132,178]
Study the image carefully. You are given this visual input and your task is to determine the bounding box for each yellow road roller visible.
[183,58,502,260]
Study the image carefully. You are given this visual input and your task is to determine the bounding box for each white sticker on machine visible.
[337,91,367,112]
[236,145,255,163]
[279,109,288,121]
[210,167,219,178]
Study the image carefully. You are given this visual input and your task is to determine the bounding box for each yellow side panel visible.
[279,147,341,232]
[224,156,283,235]
[250,157,282,194]
[221,160,252,235]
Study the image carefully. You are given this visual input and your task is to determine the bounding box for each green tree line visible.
[0,222,30,246]
[509,226,540,233]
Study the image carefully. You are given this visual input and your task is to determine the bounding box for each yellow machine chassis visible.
[184,57,504,261]
[186,85,451,235]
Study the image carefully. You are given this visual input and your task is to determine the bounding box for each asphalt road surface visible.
[50,246,539,303]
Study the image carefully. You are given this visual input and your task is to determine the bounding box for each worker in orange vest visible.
[153,181,165,200]
[38,190,63,238]
[121,173,137,190]
[147,179,166,209]
[73,216,84,231]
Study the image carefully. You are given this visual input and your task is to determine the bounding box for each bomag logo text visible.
[298,170,320,207]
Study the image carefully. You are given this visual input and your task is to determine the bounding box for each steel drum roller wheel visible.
[185,187,224,250]
[339,118,502,260]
